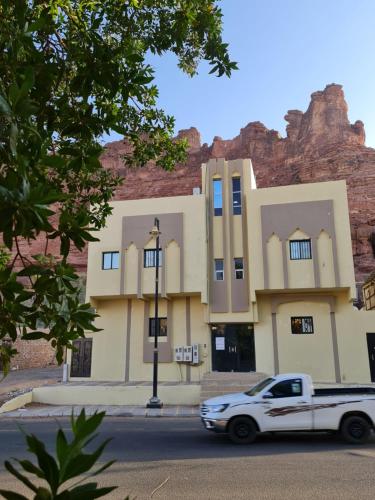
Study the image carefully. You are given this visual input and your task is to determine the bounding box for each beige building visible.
[69,158,375,388]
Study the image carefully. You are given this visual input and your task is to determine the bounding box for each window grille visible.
[234,258,244,279]
[289,239,312,260]
[149,317,167,336]
[144,249,163,268]
[291,316,314,334]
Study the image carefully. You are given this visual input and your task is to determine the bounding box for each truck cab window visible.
[270,379,302,398]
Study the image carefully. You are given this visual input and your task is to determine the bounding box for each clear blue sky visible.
[105,0,375,147]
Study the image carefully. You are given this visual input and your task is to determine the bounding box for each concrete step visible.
[202,372,265,380]
[200,371,267,403]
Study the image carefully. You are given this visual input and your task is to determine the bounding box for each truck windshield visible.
[245,377,275,396]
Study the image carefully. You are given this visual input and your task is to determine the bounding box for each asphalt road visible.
[0,417,375,499]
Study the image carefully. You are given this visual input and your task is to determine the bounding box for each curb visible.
[0,405,200,419]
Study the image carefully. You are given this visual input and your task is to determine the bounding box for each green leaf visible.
[58,483,117,499]
[56,428,68,467]
[16,459,44,479]
[22,331,50,341]
[10,123,18,156]
[0,490,29,500]
[4,460,39,493]
[25,434,59,494]
[0,94,11,115]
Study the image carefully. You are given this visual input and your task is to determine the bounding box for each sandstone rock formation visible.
[14,84,375,285]
[101,83,374,284]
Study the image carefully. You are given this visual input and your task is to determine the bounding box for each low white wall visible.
[32,384,200,406]
[0,392,33,414]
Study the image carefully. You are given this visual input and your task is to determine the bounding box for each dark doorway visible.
[211,324,255,372]
[70,339,93,377]
[366,333,375,382]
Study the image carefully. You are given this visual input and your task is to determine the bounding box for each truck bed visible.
[314,387,375,396]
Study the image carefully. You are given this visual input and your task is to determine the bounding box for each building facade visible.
[69,158,375,385]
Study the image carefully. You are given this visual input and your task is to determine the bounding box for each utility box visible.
[183,345,193,362]
[192,343,202,364]
[174,346,184,362]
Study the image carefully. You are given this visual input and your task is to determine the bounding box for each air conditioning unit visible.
[192,187,201,195]
[183,345,193,362]
[174,346,184,362]
[192,343,202,364]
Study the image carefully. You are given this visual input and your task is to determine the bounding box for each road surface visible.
[0,417,374,499]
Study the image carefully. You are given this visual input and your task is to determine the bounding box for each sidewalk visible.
[0,403,200,418]
[0,366,62,405]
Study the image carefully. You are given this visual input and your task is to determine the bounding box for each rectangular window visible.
[232,177,241,215]
[289,239,312,260]
[144,249,163,268]
[291,316,314,334]
[102,251,119,270]
[149,317,167,337]
[214,259,224,281]
[213,179,223,216]
[234,258,244,279]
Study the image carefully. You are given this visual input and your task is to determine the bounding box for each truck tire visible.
[228,417,257,444]
[341,416,372,444]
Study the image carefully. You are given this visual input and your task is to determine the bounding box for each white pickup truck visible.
[200,373,375,444]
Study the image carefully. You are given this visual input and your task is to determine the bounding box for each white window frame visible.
[214,259,224,281]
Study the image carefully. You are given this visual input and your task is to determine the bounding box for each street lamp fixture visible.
[147,217,163,409]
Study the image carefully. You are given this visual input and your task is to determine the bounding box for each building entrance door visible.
[366,333,375,382]
[211,324,255,372]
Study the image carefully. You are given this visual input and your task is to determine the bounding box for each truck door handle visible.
[297,401,308,404]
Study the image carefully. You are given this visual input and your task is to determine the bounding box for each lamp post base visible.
[147,396,163,409]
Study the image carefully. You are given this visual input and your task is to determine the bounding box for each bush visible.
[0,409,127,499]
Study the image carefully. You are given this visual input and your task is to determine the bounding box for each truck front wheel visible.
[228,417,257,444]
[341,416,372,444]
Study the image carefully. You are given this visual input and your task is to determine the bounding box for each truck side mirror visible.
[262,391,273,399]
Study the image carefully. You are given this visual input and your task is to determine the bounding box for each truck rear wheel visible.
[341,416,371,444]
[228,417,257,444]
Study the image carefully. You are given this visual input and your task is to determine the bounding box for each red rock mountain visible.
[17,84,375,285]
[101,83,374,285]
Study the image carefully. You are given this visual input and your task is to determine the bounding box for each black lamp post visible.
[147,217,163,408]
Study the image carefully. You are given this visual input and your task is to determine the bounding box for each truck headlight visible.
[206,404,229,413]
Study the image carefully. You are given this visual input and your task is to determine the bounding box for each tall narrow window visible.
[102,251,119,270]
[214,259,224,281]
[213,178,223,216]
[232,176,241,215]
[234,258,244,279]
[144,249,163,268]
[289,240,312,260]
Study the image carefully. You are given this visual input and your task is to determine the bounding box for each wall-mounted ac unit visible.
[174,346,184,362]
[192,343,202,364]
[183,345,193,362]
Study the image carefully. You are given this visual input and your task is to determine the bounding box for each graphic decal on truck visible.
[264,400,365,417]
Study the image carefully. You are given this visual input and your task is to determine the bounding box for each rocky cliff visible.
[100,83,374,284]
[15,84,375,284]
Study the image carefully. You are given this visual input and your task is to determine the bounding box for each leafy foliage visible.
[0,0,236,370]
[0,409,127,499]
